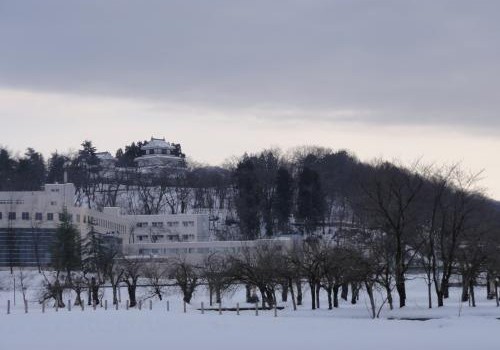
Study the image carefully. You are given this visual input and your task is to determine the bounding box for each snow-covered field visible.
[1,272,499,349]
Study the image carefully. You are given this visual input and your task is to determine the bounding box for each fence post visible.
[167,300,170,312]
[139,301,142,311]
[68,300,71,312]
[7,300,10,315]
[93,301,96,311]
[56,302,59,313]
[105,300,108,311]
[219,302,222,315]
[126,300,129,310]
[25,300,28,314]
[274,304,277,318]
[149,300,152,311]
[81,302,84,311]
[115,301,119,311]
[255,302,258,316]
[201,302,204,314]
[42,301,45,313]
[237,303,240,316]
[183,301,187,313]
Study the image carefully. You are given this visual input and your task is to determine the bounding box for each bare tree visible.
[120,258,142,307]
[143,259,169,301]
[201,253,235,306]
[169,257,200,304]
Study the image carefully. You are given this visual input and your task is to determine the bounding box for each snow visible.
[1,272,499,349]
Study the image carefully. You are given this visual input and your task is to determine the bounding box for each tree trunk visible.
[436,290,444,307]
[461,277,469,303]
[427,281,432,309]
[128,285,137,307]
[289,279,297,311]
[327,286,333,310]
[309,282,316,310]
[341,283,348,301]
[74,289,82,306]
[486,274,493,300]
[333,284,339,308]
[385,284,393,310]
[365,282,376,319]
[281,283,289,302]
[112,284,118,305]
[495,280,499,307]
[296,281,303,306]
[245,284,252,303]
[315,282,321,309]
[442,279,450,299]
[469,280,476,307]
[395,274,406,308]
[215,287,221,305]
[351,283,359,305]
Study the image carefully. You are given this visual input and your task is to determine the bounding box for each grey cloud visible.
[1,0,499,129]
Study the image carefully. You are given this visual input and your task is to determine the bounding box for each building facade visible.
[0,183,210,268]
[134,137,185,171]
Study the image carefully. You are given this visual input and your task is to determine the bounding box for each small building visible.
[96,152,117,168]
[134,137,185,171]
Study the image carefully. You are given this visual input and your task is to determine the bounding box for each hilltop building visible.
[134,137,185,172]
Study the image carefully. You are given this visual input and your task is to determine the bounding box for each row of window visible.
[137,246,247,256]
[0,200,25,205]
[136,234,196,242]
[136,221,195,228]
[0,212,61,221]
[146,149,171,155]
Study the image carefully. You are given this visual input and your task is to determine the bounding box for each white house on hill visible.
[134,137,185,171]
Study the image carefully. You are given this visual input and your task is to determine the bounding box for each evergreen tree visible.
[47,152,69,184]
[234,157,261,240]
[15,148,46,191]
[0,148,16,190]
[116,141,145,167]
[51,209,81,276]
[296,166,325,235]
[274,166,294,233]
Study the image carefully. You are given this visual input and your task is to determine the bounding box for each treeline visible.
[3,142,500,312]
[39,217,500,319]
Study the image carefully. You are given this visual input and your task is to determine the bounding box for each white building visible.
[134,137,185,171]
[0,183,210,267]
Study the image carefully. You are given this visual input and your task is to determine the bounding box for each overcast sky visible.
[0,0,499,198]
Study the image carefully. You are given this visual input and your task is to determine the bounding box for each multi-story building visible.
[0,183,74,267]
[0,183,211,268]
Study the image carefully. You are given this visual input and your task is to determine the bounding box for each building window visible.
[50,201,57,206]
[0,212,2,220]
[35,213,43,221]
[8,212,16,220]
[152,222,163,228]
[22,212,30,220]
[47,213,54,221]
